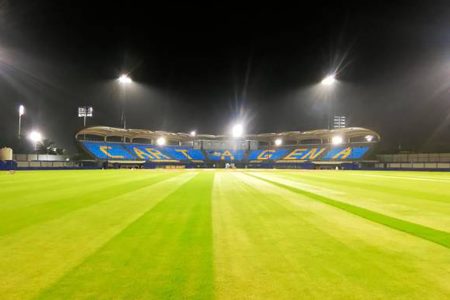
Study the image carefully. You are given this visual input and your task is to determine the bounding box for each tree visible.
[36,139,65,155]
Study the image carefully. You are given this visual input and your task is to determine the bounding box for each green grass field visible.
[1,169,450,299]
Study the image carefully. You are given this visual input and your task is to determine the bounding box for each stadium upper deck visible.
[76,126,380,168]
[76,126,380,145]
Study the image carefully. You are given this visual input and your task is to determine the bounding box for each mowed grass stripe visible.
[0,170,146,206]
[282,171,450,205]
[213,172,450,299]
[247,173,450,249]
[0,171,177,236]
[0,172,194,300]
[274,171,450,232]
[37,172,215,300]
[0,170,103,189]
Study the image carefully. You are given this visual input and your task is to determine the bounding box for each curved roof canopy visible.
[76,126,380,143]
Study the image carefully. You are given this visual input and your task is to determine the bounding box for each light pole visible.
[118,74,132,129]
[321,74,337,129]
[78,106,93,128]
[18,105,25,139]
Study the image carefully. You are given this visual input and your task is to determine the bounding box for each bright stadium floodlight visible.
[19,105,25,116]
[156,137,166,146]
[28,130,42,143]
[28,130,43,151]
[331,135,344,145]
[274,138,282,146]
[365,135,374,142]
[118,74,132,130]
[232,124,244,138]
[18,105,25,139]
[190,130,196,137]
[118,74,132,84]
[321,74,336,86]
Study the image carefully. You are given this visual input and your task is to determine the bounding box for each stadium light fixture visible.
[190,130,196,137]
[28,130,43,151]
[274,138,282,146]
[18,105,25,139]
[321,74,337,86]
[118,74,132,84]
[365,135,374,142]
[118,74,132,130]
[156,137,166,146]
[28,131,42,143]
[232,124,244,138]
[331,135,344,145]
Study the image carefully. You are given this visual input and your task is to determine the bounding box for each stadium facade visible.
[76,126,380,169]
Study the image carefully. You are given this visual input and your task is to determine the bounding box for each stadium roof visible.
[76,126,380,143]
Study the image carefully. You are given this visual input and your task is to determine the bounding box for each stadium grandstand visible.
[76,126,380,169]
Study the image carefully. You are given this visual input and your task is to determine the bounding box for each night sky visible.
[0,1,449,153]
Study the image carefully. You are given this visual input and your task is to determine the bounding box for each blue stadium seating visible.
[82,142,136,160]
[279,147,327,161]
[247,149,289,160]
[322,146,369,160]
[80,141,371,163]
[205,149,245,161]
[82,142,205,162]
[123,144,177,161]
[162,147,205,161]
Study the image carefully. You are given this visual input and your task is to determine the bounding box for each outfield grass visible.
[0,169,449,299]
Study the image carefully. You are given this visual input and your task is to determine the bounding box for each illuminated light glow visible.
[321,74,336,86]
[28,131,43,143]
[118,74,132,84]
[19,105,25,116]
[156,137,166,146]
[331,135,344,145]
[232,124,244,138]
[274,138,282,146]
[365,135,374,142]
[190,130,196,137]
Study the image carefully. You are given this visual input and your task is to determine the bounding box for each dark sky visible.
[0,1,449,152]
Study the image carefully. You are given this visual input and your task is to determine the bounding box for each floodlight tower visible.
[18,105,25,139]
[321,73,337,129]
[78,106,93,128]
[118,74,132,129]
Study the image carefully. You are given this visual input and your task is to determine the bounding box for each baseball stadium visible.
[1,123,450,299]
[1,2,450,300]
[75,126,380,169]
